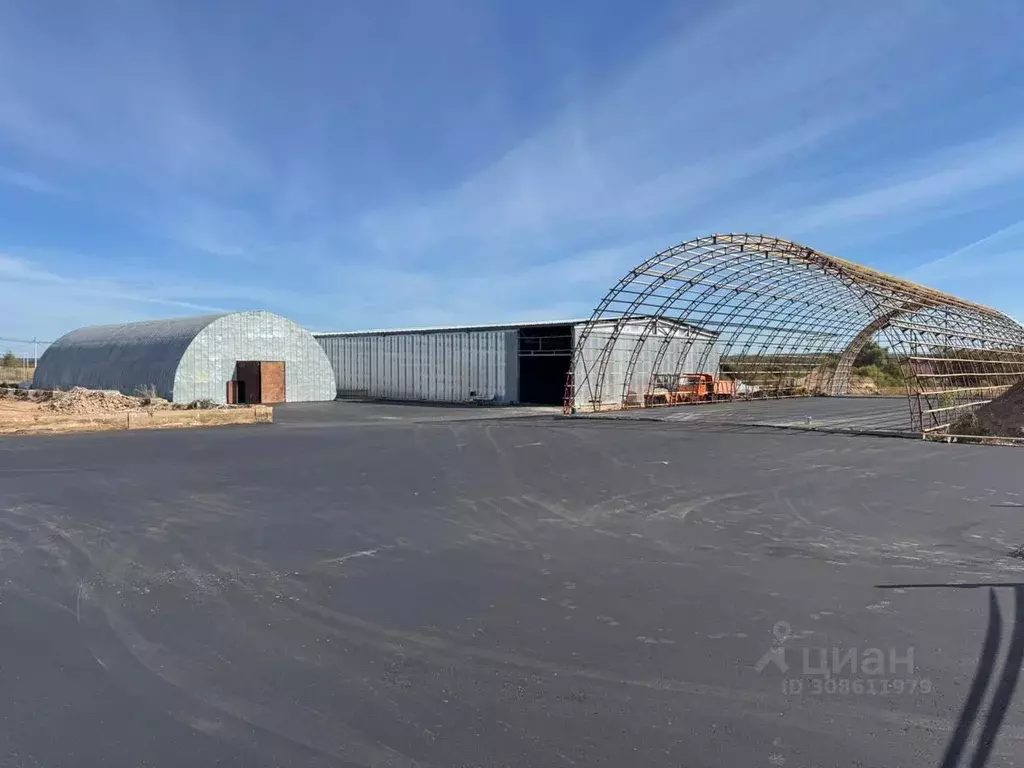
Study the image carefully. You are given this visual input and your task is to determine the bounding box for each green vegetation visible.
[1,350,17,367]
[854,363,903,389]
[853,341,904,389]
[852,341,887,368]
[718,344,911,393]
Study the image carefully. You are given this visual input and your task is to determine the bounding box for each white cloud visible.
[0,3,273,262]
[0,253,225,309]
[789,131,1024,233]
[900,220,1024,322]
[0,252,240,340]
[1,0,1023,333]
[0,167,63,196]
[908,220,1024,281]
[311,232,684,332]
[357,0,986,263]
[0,4,263,189]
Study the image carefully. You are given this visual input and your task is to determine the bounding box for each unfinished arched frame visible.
[566,234,1024,433]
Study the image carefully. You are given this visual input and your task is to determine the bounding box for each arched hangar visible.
[569,234,1024,433]
[33,310,336,404]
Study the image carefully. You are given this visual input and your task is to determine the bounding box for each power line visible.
[0,336,51,369]
[0,336,53,345]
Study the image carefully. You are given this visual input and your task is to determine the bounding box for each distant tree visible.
[1,350,17,367]
[854,340,888,369]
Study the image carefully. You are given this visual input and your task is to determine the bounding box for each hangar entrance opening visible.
[227,361,287,405]
[518,325,573,405]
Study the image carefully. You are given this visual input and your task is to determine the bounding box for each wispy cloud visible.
[357,0,994,267]
[0,4,262,188]
[898,219,1024,322]
[908,219,1024,281]
[1,0,1023,334]
[0,2,274,264]
[789,130,1024,233]
[0,253,226,313]
[0,166,63,196]
[0,255,219,344]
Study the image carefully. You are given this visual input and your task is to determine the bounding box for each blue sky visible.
[1,0,1023,349]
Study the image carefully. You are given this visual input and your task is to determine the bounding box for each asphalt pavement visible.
[1,405,1023,766]
[595,395,914,433]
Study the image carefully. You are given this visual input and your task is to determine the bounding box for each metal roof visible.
[313,316,717,338]
[313,319,588,337]
[46,314,228,349]
[33,314,228,397]
[33,311,337,403]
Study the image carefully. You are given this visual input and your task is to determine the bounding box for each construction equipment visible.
[644,373,736,406]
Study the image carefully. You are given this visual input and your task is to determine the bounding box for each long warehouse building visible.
[314,318,721,408]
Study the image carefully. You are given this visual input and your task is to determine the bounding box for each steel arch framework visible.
[565,234,1024,433]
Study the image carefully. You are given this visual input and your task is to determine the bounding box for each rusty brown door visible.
[259,361,286,404]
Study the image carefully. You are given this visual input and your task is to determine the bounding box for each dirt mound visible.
[848,375,879,395]
[797,369,881,395]
[951,380,1024,438]
[42,387,149,415]
[0,386,51,403]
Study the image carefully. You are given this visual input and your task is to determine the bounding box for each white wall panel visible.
[316,329,517,403]
[572,321,720,409]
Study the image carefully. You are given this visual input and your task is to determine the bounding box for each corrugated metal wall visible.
[33,314,226,397]
[316,329,519,403]
[175,311,337,404]
[573,322,720,408]
[34,311,337,404]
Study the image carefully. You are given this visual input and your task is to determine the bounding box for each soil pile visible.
[42,387,149,415]
[848,375,879,395]
[952,380,1024,438]
[800,368,830,393]
[3,385,230,416]
[798,369,880,395]
[0,387,49,403]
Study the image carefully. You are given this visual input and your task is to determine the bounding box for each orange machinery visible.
[644,373,735,406]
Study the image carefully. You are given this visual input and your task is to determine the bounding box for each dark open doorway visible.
[518,325,573,405]
[231,361,262,404]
